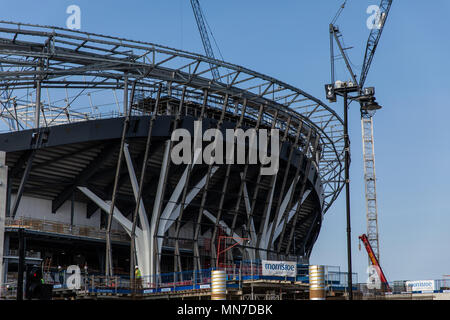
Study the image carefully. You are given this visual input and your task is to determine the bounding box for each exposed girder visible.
[359,0,393,90]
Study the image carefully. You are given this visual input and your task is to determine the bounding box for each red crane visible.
[359,234,391,292]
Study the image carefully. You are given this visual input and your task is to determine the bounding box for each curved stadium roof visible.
[0,21,344,214]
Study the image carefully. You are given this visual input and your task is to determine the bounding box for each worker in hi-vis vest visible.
[134,266,142,291]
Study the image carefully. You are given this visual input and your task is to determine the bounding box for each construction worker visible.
[134,266,142,292]
[58,266,64,286]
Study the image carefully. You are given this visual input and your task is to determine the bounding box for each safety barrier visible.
[5,217,129,242]
[1,261,360,298]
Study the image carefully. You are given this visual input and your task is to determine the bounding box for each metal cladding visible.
[0,21,346,275]
[309,265,325,300]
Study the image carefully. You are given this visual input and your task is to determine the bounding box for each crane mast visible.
[361,117,380,261]
[359,0,392,264]
[190,0,220,81]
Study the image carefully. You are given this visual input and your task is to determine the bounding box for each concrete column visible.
[0,151,8,296]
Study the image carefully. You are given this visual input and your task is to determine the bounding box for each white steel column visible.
[242,180,256,260]
[269,177,299,239]
[162,166,218,235]
[123,143,152,277]
[156,148,218,264]
[77,187,134,234]
[77,186,151,280]
[271,189,311,243]
[149,140,171,277]
[242,180,257,245]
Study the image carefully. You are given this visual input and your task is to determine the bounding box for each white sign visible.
[405,280,436,292]
[262,260,296,277]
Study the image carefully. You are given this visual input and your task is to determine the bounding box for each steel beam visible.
[128,85,161,281]
[10,149,35,219]
[284,134,320,256]
[266,118,301,250]
[250,109,279,259]
[205,94,230,266]
[105,76,134,277]
[193,89,211,271]
[51,142,117,213]
[34,63,41,128]
[77,186,135,235]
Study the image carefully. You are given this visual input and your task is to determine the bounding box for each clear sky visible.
[2,0,450,282]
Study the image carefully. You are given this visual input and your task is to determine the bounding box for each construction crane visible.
[190,0,221,81]
[327,0,393,265]
[359,234,390,291]
[358,0,392,264]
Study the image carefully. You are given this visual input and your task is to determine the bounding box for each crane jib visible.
[359,0,393,89]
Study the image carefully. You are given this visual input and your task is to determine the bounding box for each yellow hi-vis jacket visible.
[135,268,142,279]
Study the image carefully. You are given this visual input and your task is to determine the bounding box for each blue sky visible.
[2,0,450,282]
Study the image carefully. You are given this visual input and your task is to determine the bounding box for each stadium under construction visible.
[0,21,353,300]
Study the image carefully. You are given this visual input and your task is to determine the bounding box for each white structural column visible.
[242,179,257,244]
[156,148,218,263]
[162,166,219,236]
[123,143,152,278]
[242,180,256,260]
[271,177,299,235]
[149,141,171,277]
[77,186,134,234]
[77,186,151,278]
[244,175,311,259]
[0,152,7,296]
[271,190,311,243]
[77,186,152,280]
[257,180,276,260]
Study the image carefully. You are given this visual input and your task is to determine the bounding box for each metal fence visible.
[5,217,129,242]
[1,261,360,298]
[51,261,355,292]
